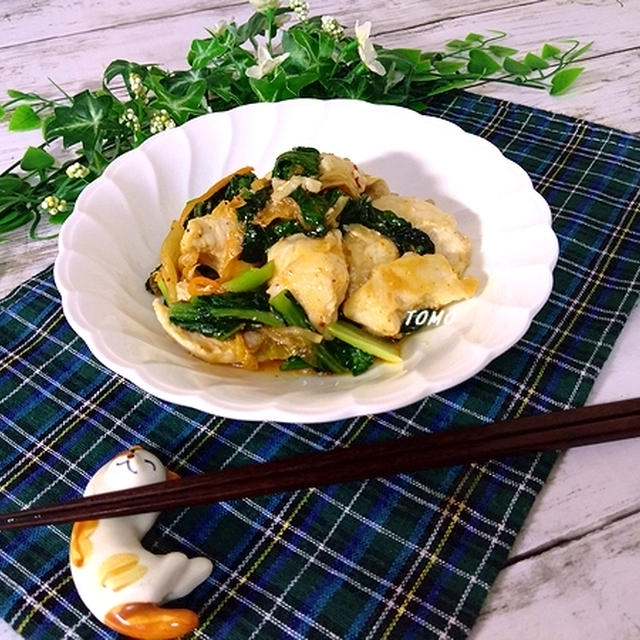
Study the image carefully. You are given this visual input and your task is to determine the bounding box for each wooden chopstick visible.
[1,397,638,530]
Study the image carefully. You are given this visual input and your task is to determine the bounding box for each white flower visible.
[245,44,290,79]
[128,73,149,103]
[354,20,385,76]
[150,109,176,134]
[40,195,68,215]
[249,0,280,12]
[119,107,141,131]
[321,16,343,40]
[289,0,309,20]
[65,162,90,179]
[210,20,229,37]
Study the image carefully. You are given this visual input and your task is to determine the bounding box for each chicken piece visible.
[372,194,472,276]
[178,201,244,283]
[342,252,478,337]
[267,230,349,330]
[153,299,254,367]
[343,224,399,294]
[154,300,321,368]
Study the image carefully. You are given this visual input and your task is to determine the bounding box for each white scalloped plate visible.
[54,99,557,423]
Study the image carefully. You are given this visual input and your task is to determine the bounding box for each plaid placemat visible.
[0,91,639,640]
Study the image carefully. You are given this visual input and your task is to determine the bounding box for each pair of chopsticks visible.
[1,397,638,530]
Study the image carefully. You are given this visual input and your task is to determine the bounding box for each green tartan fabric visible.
[0,91,639,640]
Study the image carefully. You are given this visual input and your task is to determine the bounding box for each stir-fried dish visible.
[146,147,477,375]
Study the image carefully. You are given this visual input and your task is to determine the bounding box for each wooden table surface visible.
[1,1,639,638]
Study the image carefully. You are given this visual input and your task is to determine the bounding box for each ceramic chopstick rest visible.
[69,446,212,639]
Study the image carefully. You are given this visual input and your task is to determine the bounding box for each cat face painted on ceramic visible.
[97,446,166,492]
[70,446,212,640]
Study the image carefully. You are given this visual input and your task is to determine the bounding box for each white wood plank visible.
[3,0,540,46]
[471,509,640,639]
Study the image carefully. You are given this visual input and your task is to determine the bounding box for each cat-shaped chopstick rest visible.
[69,446,213,639]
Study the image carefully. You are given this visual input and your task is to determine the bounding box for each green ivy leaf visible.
[541,43,562,59]
[488,45,518,58]
[565,41,593,62]
[43,90,114,149]
[281,28,314,69]
[103,59,148,92]
[0,208,33,234]
[7,89,43,102]
[524,52,549,70]
[433,60,466,75]
[146,77,207,124]
[187,36,231,69]
[248,67,296,102]
[0,174,29,195]
[503,57,531,76]
[235,12,269,44]
[48,209,72,225]
[550,66,583,95]
[163,69,210,95]
[467,49,501,75]
[20,146,55,171]
[389,48,423,66]
[8,105,41,131]
[465,32,485,43]
[445,39,468,50]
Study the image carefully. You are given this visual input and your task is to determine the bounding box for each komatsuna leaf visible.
[43,90,114,148]
[20,146,55,171]
[550,66,583,95]
[8,105,41,131]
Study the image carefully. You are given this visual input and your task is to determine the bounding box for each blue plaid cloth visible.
[0,91,639,639]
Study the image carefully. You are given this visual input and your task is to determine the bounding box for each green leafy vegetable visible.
[168,289,283,339]
[270,289,313,329]
[326,320,402,364]
[224,261,275,292]
[341,197,435,255]
[270,289,374,375]
[272,146,321,180]
[289,186,340,236]
[235,183,272,223]
[322,338,374,376]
